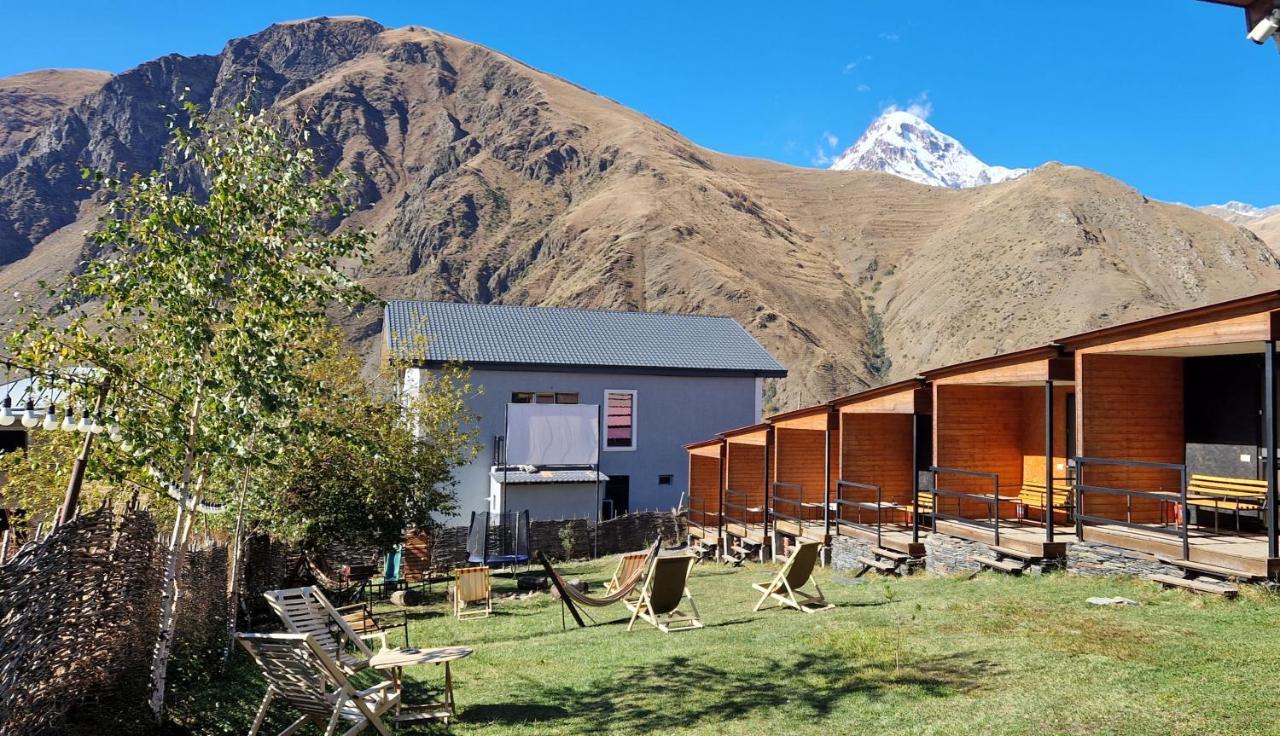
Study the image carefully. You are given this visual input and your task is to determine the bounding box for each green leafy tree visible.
[9,97,375,722]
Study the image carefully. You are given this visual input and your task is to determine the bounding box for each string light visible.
[60,406,76,432]
[42,405,58,431]
[20,399,39,429]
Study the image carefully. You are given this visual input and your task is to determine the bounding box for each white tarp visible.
[504,403,600,466]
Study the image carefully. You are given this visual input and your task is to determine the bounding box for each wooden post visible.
[1045,380,1055,543]
[55,380,111,528]
[1266,341,1278,559]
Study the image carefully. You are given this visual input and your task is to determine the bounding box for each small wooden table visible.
[369,646,473,723]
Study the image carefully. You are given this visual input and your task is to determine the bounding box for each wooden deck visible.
[833,521,926,557]
[688,522,717,540]
[932,519,1071,559]
[1081,523,1280,578]
[772,518,829,545]
[724,521,767,544]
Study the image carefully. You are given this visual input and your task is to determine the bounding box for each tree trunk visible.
[222,458,254,665]
[148,395,203,723]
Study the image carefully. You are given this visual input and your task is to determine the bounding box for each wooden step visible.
[855,555,897,573]
[989,545,1039,561]
[870,547,909,563]
[1148,574,1239,598]
[972,556,1027,574]
[1154,554,1257,581]
[730,544,760,556]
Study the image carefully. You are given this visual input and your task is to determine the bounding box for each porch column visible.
[1045,379,1055,543]
[822,425,831,541]
[1267,341,1278,559]
[912,413,921,544]
[764,433,772,560]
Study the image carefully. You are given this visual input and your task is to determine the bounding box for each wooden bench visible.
[1185,474,1268,533]
[1015,480,1073,521]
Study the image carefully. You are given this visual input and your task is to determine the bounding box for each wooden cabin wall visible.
[774,428,828,513]
[828,427,841,498]
[688,454,721,517]
[841,412,913,523]
[725,442,767,522]
[1078,354,1182,523]
[934,385,1024,517]
[1018,385,1073,487]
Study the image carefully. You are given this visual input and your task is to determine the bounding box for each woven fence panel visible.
[0,506,159,735]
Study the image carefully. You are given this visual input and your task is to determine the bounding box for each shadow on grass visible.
[464,650,998,733]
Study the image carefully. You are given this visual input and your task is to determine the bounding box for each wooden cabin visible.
[685,438,725,552]
[831,379,932,558]
[720,423,772,560]
[1060,291,1280,579]
[767,403,839,553]
[922,346,1075,559]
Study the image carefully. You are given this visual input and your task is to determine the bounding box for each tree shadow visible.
[464,650,1000,733]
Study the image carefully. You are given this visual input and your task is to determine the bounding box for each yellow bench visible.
[1186,475,1268,509]
[1017,480,1074,511]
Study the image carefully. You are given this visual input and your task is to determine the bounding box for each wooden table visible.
[369,646,473,723]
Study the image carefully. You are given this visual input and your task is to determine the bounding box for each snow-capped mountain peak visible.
[830,109,1027,189]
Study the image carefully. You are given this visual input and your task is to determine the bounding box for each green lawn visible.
[176,558,1280,736]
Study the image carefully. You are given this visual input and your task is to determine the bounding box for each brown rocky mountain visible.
[1,17,1277,409]
[0,69,109,157]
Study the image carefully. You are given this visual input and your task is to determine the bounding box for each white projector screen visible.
[505,403,600,466]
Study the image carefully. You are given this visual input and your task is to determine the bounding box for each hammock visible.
[538,537,661,627]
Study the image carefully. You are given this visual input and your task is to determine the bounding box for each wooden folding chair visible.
[452,565,492,620]
[605,549,651,605]
[627,554,703,633]
[264,586,384,674]
[238,632,400,736]
[753,540,834,613]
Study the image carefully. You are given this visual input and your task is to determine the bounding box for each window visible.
[658,474,673,486]
[605,390,636,450]
[511,391,579,404]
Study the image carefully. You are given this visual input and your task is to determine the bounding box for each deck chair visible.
[238,632,399,736]
[264,586,384,675]
[452,565,492,620]
[627,554,703,633]
[753,540,834,614]
[605,549,651,605]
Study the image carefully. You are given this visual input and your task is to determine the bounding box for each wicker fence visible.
[0,506,290,736]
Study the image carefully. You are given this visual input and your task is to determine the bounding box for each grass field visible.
[174,557,1280,736]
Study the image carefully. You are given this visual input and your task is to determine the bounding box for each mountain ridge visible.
[1,18,1278,409]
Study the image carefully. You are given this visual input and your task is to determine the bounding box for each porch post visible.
[822,423,831,541]
[912,413,921,545]
[1266,340,1278,559]
[1045,379,1055,543]
[764,431,772,560]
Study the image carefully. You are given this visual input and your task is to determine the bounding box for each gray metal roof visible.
[384,300,786,377]
[489,468,609,484]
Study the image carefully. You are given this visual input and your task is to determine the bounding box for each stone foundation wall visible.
[1066,540,1182,578]
[924,533,1064,575]
[828,535,923,575]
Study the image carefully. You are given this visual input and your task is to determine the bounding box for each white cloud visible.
[842,61,858,74]
[823,131,839,148]
[856,83,871,93]
[882,91,933,120]
[880,31,901,42]
[812,148,832,167]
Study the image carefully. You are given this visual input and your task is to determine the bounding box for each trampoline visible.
[466,510,531,569]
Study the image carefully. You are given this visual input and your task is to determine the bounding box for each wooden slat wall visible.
[725,442,767,523]
[689,454,721,517]
[1019,385,1073,488]
[828,426,841,497]
[774,428,828,517]
[1079,354,1183,523]
[934,385,1025,517]
[841,412,913,523]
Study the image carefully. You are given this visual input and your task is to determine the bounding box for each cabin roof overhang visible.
[831,378,931,414]
[923,345,1074,386]
[766,403,837,431]
[685,438,725,458]
[1058,290,1280,356]
[720,422,771,445]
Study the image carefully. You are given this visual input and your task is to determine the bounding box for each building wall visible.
[1077,353,1182,523]
[413,367,762,522]
[495,481,602,522]
[933,385,1024,517]
[725,442,767,524]
[840,412,914,523]
[688,454,721,519]
[773,428,828,518]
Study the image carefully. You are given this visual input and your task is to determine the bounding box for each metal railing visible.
[1074,457,1189,560]
[722,487,765,529]
[929,467,1005,547]
[770,481,825,540]
[687,494,721,531]
[833,479,888,549]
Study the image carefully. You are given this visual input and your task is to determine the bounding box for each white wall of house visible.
[412,367,763,523]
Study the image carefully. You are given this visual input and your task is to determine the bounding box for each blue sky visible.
[2,2,1276,206]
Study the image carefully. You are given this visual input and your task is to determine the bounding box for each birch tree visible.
[9,97,373,722]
